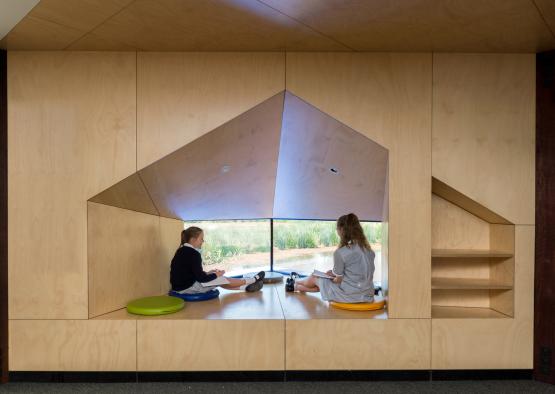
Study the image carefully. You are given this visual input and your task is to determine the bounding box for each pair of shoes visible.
[285,272,298,292]
[246,271,265,292]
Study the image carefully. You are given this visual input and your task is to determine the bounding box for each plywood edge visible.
[88,173,160,217]
[432,177,511,224]
[431,305,511,319]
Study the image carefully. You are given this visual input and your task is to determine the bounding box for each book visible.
[200,276,230,287]
[312,269,334,279]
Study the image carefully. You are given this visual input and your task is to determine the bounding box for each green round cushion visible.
[126,295,185,316]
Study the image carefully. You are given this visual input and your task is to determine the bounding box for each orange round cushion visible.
[330,297,385,311]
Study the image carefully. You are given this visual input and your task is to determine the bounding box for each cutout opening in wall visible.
[182,218,383,281]
[88,90,389,318]
[431,177,515,319]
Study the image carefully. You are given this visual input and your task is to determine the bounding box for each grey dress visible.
[317,244,375,303]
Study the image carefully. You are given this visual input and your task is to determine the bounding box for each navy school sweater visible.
[170,245,217,291]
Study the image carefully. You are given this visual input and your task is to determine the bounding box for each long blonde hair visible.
[336,213,372,251]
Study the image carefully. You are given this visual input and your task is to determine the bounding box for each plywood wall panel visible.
[432,53,535,225]
[432,194,490,250]
[286,319,430,370]
[137,52,284,169]
[88,203,169,318]
[8,52,136,319]
[9,320,137,371]
[432,318,532,369]
[159,216,183,293]
[138,320,284,371]
[286,53,431,318]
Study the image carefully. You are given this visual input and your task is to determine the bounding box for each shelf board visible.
[431,277,513,290]
[432,249,513,259]
[432,306,511,319]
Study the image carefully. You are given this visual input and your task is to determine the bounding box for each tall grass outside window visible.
[183,219,382,281]
[184,219,270,276]
[273,220,382,281]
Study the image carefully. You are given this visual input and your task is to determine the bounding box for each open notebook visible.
[312,270,334,279]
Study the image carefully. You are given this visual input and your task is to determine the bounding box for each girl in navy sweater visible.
[170,226,264,294]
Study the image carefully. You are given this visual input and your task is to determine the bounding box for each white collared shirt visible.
[182,243,202,253]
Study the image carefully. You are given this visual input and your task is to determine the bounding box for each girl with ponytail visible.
[286,213,375,303]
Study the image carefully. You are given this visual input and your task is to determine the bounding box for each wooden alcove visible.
[87,90,390,319]
[431,178,515,319]
[82,90,400,372]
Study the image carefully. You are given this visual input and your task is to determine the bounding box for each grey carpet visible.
[0,381,554,394]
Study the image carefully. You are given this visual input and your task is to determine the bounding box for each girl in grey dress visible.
[288,213,375,303]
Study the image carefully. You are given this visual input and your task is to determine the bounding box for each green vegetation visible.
[185,220,270,265]
[184,219,382,266]
[274,220,381,250]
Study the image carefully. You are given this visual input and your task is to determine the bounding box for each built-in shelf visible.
[431,306,511,319]
[432,277,513,290]
[431,177,515,318]
[432,249,513,259]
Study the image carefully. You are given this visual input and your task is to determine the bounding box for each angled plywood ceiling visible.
[274,93,388,221]
[90,91,389,221]
[1,0,555,52]
[432,177,511,224]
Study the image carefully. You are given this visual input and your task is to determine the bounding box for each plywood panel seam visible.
[87,201,90,318]
[429,309,433,369]
[273,286,287,370]
[87,307,127,320]
[431,51,435,205]
[135,51,138,172]
[284,52,287,90]
[532,0,555,40]
[258,2,355,51]
[88,200,159,219]
[273,86,286,212]
[62,0,138,50]
[135,320,138,373]
[137,172,160,216]
[8,318,90,321]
